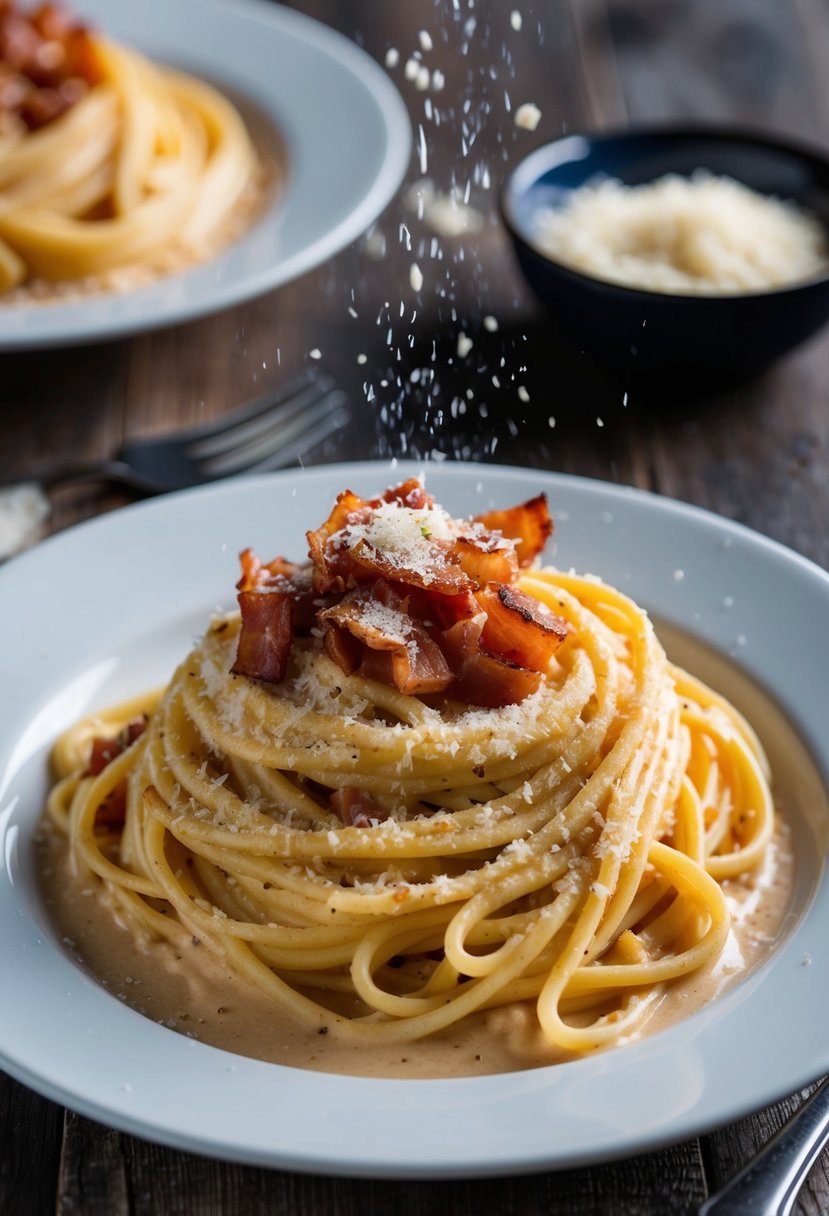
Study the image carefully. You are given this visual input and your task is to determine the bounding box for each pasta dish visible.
[0,1,263,298]
[45,480,777,1067]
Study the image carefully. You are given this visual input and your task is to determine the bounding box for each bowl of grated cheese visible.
[501,125,829,385]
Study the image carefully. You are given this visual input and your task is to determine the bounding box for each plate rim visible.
[1,459,828,1178]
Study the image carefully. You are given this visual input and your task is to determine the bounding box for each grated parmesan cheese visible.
[532,172,829,295]
[329,496,490,588]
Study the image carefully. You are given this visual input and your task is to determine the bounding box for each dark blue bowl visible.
[501,126,829,385]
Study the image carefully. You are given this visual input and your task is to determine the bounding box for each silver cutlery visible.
[17,368,349,495]
[0,369,349,558]
[699,1077,829,1216]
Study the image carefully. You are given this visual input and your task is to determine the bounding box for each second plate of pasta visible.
[0,0,411,348]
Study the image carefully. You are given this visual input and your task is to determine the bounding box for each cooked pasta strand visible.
[0,35,260,291]
[49,567,776,1056]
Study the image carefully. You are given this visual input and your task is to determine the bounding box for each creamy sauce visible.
[36,822,793,1078]
[38,619,807,1079]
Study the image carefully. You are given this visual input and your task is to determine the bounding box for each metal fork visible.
[0,369,350,558]
[699,1077,829,1216]
[9,369,350,496]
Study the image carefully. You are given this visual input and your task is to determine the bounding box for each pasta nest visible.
[49,568,774,1052]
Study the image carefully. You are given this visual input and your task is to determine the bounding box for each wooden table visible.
[2,0,829,1211]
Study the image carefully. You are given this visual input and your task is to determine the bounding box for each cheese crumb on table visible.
[0,482,50,559]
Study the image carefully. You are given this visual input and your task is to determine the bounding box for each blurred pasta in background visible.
[0,1,262,298]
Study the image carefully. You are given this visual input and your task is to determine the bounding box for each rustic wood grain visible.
[0,1072,63,1216]
[53,1115,708,1216]
[2,0,829,1212]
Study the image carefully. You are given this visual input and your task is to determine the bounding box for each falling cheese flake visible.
[385,48,400,68]
[518,385,530,403]
[363,227,387,260]
[309,348,322,360]
[418,30,433,52]
[410,263,424,292]
[417,124,428,174]
[404,57,420,81]
[510,10,523,31]
[357,353,367,364]
[404,177,483,236]
[457,332,473,358]
[515,102,542,130]
[483,315,499,332]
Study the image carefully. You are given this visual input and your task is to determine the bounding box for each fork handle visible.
[30,459,157,494]
[699,1077,829,1216]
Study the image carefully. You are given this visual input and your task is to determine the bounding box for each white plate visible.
[1,460,828,1178]
[0,0,410,350]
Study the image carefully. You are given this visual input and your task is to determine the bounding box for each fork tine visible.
[162,368,326,449]
[241,404,351,475]
[196,389,349,478]
[188,374,335,461]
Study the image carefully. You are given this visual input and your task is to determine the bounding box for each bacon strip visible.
[234,556,325,683]
[330,786,389,827]
[0,2,103,131]
[320,582,452,695]
[309,527,473,598]
[85,736,122,778]
[83,717,148,829]
[306,482,476,597]
[237,548,305,591]
[379,478,434,510]
[473,495,553,567]
[232,482,564,707]
[476,583,568,672]
[345,538,471,596]
[233,590,295,684]
[84,717,147,778]
[441,615,542,707]
[93,783,129,829]
[360,639,451,696]
[452,534,518,585]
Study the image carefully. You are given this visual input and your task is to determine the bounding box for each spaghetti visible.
[46,484,775,1059]
[0,3,261,295]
